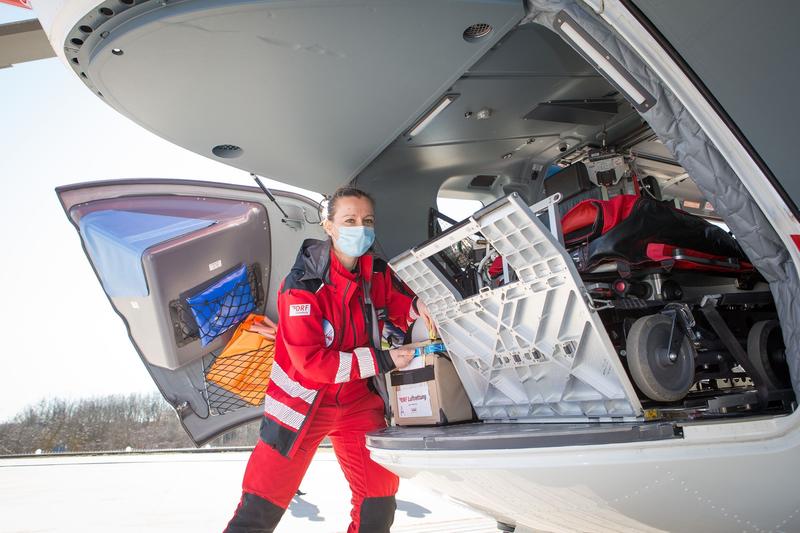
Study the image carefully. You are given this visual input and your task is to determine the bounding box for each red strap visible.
[599,194,638,234]
[561,201,599,236]
[488,256,504,278]
[646,243,753,271]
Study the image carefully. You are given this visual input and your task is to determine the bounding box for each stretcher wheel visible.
[747,320,789,390]
[626,314,696,402]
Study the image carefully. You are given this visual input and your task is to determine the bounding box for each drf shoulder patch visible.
[289,303,311,317]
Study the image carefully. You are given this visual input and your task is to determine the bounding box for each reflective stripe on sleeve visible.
[263,395,305,430]
[270,363,318,405]
[335,351,352,383]
[354,347,376,379]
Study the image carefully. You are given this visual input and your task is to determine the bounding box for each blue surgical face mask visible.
[335,225,375,257]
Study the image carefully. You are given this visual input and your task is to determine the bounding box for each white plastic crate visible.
[391,194,642,421]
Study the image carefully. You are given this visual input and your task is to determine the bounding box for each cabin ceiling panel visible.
[73,0,524,193]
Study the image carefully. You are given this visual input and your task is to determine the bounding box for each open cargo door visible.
[56,179,324,445]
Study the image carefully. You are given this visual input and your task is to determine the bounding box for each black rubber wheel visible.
[626,314,696,402]
[747,320,790,389]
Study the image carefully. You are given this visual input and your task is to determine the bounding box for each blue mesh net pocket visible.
[185,264,258,346]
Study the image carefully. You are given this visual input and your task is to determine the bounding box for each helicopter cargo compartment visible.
[391,183,794,424]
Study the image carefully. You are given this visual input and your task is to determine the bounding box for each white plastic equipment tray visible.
[390,193,642,421]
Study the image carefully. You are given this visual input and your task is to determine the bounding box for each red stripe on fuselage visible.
[0,0,32,9]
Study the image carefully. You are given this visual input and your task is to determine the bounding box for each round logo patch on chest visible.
[322,319,335,347]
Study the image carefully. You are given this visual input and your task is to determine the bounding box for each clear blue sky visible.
[0,4,28,23]
[0,5,478,420]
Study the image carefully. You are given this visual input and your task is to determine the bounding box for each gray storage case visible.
[72,196,271,369]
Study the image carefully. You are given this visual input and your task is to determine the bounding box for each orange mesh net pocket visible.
[205,314,275,409]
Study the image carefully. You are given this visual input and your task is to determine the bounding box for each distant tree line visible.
[0,393,260,455]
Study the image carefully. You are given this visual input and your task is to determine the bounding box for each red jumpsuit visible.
[225,238,417,533]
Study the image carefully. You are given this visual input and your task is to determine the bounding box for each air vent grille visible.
[463,23,492,42]
[212,144,243,158]
[470,175,497,188]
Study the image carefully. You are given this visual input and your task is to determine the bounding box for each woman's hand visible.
[416,299,437,338]
[389,348,415,370]
[248,316,278,340]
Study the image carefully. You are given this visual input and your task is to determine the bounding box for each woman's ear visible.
[322,219,335,239]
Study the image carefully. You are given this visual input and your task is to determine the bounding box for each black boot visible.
[358,495,396,533]
[224,492,285,533]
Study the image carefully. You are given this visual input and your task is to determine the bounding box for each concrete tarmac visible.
[0,450,497,532]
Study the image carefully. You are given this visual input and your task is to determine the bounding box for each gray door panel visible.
[56,179,324,445]
[631,0,800,212]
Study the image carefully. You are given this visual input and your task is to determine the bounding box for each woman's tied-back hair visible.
[326,187,375,221]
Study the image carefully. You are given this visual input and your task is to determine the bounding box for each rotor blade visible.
[0,19,55,69]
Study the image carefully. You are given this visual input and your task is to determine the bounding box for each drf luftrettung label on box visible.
[397,381,433,418]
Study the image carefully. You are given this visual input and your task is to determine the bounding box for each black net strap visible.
[203,344,274,415]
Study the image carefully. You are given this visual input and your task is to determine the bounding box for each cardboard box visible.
[389,353,473,426]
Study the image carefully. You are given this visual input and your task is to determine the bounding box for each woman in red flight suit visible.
[225,187,434,533]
